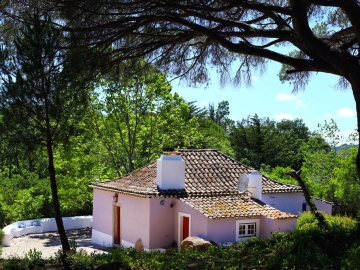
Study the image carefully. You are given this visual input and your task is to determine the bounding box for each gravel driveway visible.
[1,228,109,259]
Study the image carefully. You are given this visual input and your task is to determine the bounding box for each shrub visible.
[25,248,45,270]
[65,249,96,270]
[298,211,358,233]
[342,243,360,268]
[1,255,29,270]
[297,211,317,229]
[327,214,357,233]
[0,229,4,256]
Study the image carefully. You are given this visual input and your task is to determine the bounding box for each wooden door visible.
[182,216,189,240]
[113,206,121,244]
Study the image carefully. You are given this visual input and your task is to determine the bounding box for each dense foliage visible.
[0,214,359,270]
[3,0,359,176]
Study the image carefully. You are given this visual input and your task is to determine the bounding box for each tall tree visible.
[90,64,203,175]
[24,0,360,176]
[230,114,281,169]
[0,10,90,258]
[230,115,321,170]
[207,100,234,132]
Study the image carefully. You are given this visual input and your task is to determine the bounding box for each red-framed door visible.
[182,216,189,240]
[113,205,121,245]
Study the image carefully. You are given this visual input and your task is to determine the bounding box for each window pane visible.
[239,224,245,235]
[248,224,255,235]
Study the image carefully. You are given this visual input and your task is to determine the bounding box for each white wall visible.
[1,216,92,247]
[259,216,297,238]
[157,155,185,189]
[92,189,151,248]
[149,198,176,249]
[92,189,114,247]
[174,200,208,246]
[118,194,151,248]
[314,199,332,215]
[262,193,305,215]
[262,193,332,215]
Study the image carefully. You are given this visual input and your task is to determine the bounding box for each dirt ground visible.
[1,228,109,259]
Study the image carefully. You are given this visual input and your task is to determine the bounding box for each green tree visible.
[30,0,360,176]
[0,10,90,256]
[230,114,283,169]
[300,136,339,200]
[90,65,203,175]
[230,115,326,170]
[333,147,360,217]
[300,120,359,215]
[276,118,312,170]
[208,101,234,133]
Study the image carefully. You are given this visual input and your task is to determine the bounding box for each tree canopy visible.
[2,0,355,174]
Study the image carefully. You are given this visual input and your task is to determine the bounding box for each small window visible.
[238,224,246,235]
[302,203,307,212]
[238,223,256,238]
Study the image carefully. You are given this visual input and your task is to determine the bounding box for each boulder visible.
[180,237,212,251]
[134,238,144,252]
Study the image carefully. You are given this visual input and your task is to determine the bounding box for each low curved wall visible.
[1,216,92,247]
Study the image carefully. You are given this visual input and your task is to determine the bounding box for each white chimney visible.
[156,154,185,189]
[248,170,262,200]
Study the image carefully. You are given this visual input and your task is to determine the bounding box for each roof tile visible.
[90,149,302,197]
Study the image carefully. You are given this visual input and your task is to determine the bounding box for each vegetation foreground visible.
[0,213,359,270]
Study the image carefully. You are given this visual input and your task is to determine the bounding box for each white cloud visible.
[336,107,356,118]
[295,99,307,109]
[274,113,293,121]
[200,100,208,107]
[322,107,356,120]
[322,113,334,120]
[276,93,307,109]
[276,93,298,101]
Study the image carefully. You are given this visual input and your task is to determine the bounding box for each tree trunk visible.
[46,140,70,252]
[286,170,328,229]
[347,72,360,179]
[46,130,70,270]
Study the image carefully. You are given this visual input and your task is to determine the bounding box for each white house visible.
[89,149,332,250]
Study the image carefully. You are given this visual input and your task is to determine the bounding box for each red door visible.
[182,216,189,240]
[114,206,121,244]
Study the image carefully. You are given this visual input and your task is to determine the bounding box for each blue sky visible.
[171,60,357,145]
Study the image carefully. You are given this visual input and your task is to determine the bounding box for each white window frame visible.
[236,219,260,241]
[178,212,191,248]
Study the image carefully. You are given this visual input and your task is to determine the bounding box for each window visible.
[302,202,307,212]
[238,223,256,238]
[236,219,259,241]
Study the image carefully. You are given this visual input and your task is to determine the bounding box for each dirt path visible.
[1,228,109,259]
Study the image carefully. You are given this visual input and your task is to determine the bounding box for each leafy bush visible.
[0,219,359,269]
[25,248,45,270]
[297,211,317,229]
[342,243,360,268]
[0,228,4,242]
[0,229,4,256]
[65,249,96,270]
[0,255,29,270]
[298,211,358,233]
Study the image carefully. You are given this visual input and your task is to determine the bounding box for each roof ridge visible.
[90,149,303,196]
[215,151,301,189]
[177,149,219,152]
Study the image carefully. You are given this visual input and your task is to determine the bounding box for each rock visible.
[180,237,212,251]
[134,238,144,252]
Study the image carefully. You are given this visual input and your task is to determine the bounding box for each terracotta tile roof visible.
[180,194,297,220]
[90,149,302,197]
